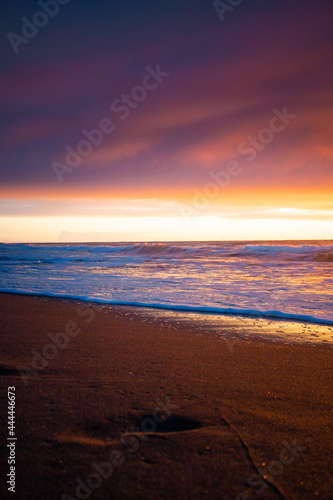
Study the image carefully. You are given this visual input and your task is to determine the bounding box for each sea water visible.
[0,240,332,346]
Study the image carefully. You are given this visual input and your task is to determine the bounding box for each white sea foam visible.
[1,288,332,326]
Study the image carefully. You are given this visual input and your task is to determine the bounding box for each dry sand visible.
[0,293,332,499]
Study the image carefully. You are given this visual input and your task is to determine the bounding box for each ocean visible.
[1,240,332,346]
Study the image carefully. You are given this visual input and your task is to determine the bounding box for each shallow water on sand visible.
[138,307,333,347]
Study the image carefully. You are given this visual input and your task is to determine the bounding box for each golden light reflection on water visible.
[137,309,333,347]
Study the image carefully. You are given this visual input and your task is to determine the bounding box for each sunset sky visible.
[1,0,332,242]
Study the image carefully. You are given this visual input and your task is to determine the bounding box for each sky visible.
[0,0,332,242]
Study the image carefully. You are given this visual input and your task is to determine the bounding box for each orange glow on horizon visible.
[0,215,332,243]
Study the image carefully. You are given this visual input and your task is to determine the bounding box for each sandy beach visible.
[0,292,332,499]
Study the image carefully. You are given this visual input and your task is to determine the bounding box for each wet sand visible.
[0,293,332,499]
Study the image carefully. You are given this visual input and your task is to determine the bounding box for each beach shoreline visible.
[1,290,332,348]
[0,293,332,499]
